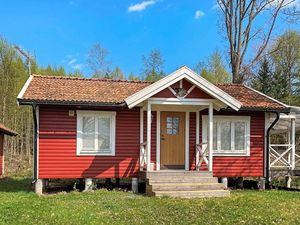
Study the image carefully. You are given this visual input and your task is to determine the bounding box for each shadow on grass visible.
[0,177,33,193]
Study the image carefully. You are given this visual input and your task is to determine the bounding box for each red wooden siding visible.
[38,105,264,179]
[152,89,174,98]
[38,106,140,179]
[0,134,3,176]
[189,112,196,170]
[186,87,214,99]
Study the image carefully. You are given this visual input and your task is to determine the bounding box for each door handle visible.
[161,137,166,141]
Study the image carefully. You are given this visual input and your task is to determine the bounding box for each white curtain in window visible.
[82,116,95,149]
[234,121,246,150]
[220,121,231,150]
[98,117,110,150]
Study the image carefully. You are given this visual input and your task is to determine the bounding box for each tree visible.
[110,66,125,80]
[194,50,231,83]
[0,37,33,171]
[271,69,289,102]
[252,57,273,95]
[271,30,300,96]
[128,72,140,81]
[87,43,111,77]
[142,49,165,81]
[36,65,67,76]
[217,0,295,83]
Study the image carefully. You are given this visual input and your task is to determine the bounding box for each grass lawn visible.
[1,178,300,225]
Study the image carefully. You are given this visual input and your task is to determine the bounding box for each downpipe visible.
[265,111,280,188]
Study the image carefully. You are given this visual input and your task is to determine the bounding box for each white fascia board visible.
[125,66,241,111]
[17,75,33,99]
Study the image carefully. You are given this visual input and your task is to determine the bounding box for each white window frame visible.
[77,110,116,156]
[202,115,250,156]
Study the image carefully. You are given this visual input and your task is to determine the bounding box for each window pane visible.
[213,122,217,150]
[220,121,231,150]
[235,121,245,150]
[172,117,179,135]
[98,117,110,150]
[82,116,95,149]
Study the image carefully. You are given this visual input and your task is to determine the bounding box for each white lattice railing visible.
[140,141,147,171]
[270,144,294,169]
[196,142,208,171]
[295,153,300,168]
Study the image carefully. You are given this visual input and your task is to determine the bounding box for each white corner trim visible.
[17,75,33,99]
[125,66,242,111]
[245,85,289,108]
[185,112,190,170]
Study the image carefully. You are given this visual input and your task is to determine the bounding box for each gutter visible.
[265,111,280,188]
[17,99,127,108]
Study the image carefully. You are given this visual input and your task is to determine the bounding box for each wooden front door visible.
[160,112,185,169]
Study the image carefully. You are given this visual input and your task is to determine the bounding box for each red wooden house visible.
[17,66,293,197]
[0,123,17,176]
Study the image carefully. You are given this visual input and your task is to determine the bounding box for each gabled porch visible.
[125,67,241,175]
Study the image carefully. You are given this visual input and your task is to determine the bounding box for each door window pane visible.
[234,121,245,150]
[166,116,179,135]
[98,117,110,150]
[82,116,95,149]
[166,117,173,134]
[220,121,231,150]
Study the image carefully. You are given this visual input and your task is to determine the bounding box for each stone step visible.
[154,190,230,198]
[145,171,212,178]
[148,183,225,191]
[147,177,218,184]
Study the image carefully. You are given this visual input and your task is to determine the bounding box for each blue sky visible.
[0,0,299,78]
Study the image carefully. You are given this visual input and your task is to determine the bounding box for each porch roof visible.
[17,67,288,111]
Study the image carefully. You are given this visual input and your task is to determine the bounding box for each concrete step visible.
[148,183,225,191]
[145,171,212,178]
[147,176,218,184]
[154,190,230,198]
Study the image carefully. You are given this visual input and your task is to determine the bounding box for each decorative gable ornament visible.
[174,87,187,98]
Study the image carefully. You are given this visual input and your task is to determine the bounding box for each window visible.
[202,116,250,156]
[77,111,116,156]
[166,116,179,135]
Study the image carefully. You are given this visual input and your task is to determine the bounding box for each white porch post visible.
[147,101,152,171]
[291,118,296,170]
[208,104,213,172]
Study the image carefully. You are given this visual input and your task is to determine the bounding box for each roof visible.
[217,84,287,110]
[18,75,150,105]
[0,123,18,136]
[17,73,287,111]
